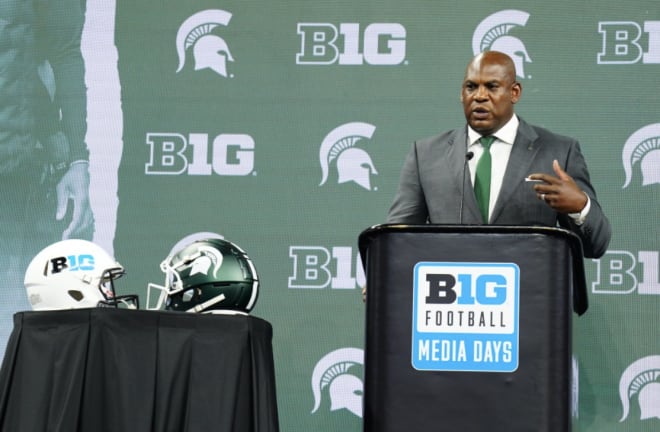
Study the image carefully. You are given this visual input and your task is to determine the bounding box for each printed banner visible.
[0,1,658,431]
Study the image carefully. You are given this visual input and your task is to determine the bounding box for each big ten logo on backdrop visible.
[472,10,533,79]
[598,20,660,64]
[590,250,659,295]
[319,122,379,191]
[619,356,660,423]
[591,123,660,296]
[621,123,660,188]
[144,133,255,176]
[411,262,519,373]
[175,9,235,77]
[288,246,365,289]
[296,22,407,65]
[310,348,364,419]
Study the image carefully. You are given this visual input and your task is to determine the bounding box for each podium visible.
[358,224,587,432]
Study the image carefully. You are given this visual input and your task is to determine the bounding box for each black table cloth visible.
[0,308,279,432]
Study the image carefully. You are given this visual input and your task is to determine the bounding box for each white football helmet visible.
[24,239,139,310]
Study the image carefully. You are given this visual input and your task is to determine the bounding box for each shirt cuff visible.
[568,194,590,226]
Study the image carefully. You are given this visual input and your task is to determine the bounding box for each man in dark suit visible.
[0,0,93,358]
[387,50,611,259]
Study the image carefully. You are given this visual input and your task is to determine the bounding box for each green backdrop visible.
[3,1,660,430]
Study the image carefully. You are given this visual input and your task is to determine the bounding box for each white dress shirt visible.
[467,115,590,225]
[467,115,518,222]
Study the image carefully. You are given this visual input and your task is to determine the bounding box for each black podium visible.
[358,224,587,432]
[0,308,279,432]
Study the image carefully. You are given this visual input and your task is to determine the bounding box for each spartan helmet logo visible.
[619,355,660,422]
[175,10,234,77]
[319,122,378,191]
[622,123,660,188]
[311,347,364,418]
[472,10,533,79]
[189,246,224,277]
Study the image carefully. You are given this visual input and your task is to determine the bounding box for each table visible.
[0,308,279,432]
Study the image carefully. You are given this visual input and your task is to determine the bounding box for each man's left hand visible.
[56,162,94,239]
[528,160,588,214]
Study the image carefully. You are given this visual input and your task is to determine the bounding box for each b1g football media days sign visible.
[412,262,520,372]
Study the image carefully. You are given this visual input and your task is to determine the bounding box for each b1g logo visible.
[145,132,255,176]
[296,22,407,65]
[412,262,520,372]
[48,255,95,274]
[288,246,365,289]
[591,250,660,295]
[598,21,660,64]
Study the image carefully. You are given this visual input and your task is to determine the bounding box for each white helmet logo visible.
[472,10,533,79]
[189,245,224,278]
[319,122,378,191]
[175,10,234,77]
[619,355,660,422]
[311,347,364,418]
[622,123,660,188]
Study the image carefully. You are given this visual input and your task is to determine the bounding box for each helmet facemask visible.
[97,267,139,309]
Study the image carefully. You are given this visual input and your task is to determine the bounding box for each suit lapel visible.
[490,119,540,222]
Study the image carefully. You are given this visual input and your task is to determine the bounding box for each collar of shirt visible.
[467,114,519,148]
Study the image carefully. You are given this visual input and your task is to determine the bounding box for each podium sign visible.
[412,261,520,372]
[358,224,586,432]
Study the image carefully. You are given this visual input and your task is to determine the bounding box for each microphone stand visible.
[459,151,474,224]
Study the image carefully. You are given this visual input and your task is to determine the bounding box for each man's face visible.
[461,59,521,136]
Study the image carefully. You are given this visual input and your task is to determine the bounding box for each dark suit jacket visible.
[386,117,611,258]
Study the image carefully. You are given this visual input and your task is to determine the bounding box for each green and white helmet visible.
[147,238,259,314]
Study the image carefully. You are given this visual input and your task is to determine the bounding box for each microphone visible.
[459,151,474,224]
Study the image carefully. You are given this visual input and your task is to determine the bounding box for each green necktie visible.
[474,136,495,223]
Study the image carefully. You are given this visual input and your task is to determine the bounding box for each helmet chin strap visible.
[186,293,226,313]
[204,310,248,316]
[97,294,140,310]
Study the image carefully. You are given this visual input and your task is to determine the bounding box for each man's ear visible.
[511,82,522,104]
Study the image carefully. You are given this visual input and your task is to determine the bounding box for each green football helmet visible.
[147,238,259,314]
